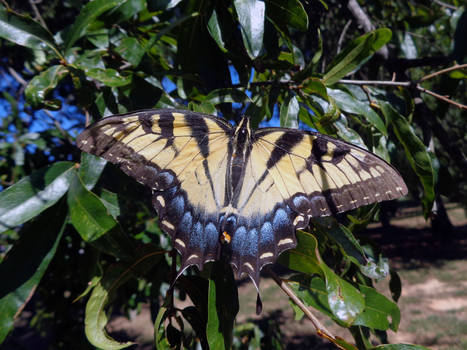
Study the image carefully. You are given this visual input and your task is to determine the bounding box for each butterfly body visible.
[77,109,407,287]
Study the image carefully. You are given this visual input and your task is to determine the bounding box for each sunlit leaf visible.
[0,162,75,233]
[280,94,299,128]
[0,7,60,56]
[323,29,392,85]
[234,0,265,59]
[79,153,107,190]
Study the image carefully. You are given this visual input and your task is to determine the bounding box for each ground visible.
[102,204,467,349]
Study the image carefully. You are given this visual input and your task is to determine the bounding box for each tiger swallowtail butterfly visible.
[77,109,407,288]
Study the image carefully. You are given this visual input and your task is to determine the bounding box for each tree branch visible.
[266,267,350,349]
[346,0,388,59]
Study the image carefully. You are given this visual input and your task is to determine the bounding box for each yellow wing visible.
[77,109,233,271]
[226,128,407,282]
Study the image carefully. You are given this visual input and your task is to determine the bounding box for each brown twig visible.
[265,267,344,348]
[28,0,48,30]
[418,63,467,82]
[416,85,467,110]
[337,20,352,54]
[432,0,458,10]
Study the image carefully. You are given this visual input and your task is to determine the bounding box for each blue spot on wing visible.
[246,228,258,257]
[260,222,274,244]
[205,222,218,250]
[273,208,290,231]
[170,195,185,218]
[190,221,204,248]
[231,226,247,253]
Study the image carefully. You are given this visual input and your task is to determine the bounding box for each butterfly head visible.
[234,115,252,144]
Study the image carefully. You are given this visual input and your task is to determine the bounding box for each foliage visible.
[0,0,465,349]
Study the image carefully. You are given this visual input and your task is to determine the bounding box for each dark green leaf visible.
[67,171,119,242]
[0,162,75,233]
[313,217,367,266]
[64,0,126,51]
[207,262,239,350]
[327,88,387,136]
[266,0,308,31]
[79,153,107,190]
[353,285,400,331]
[0,7,60,56]
[105,0,145,24]
[452,8,467,62]
[0,203,66,342]
[86,68,132,87]
[205,89,251,105]
[280,94,299,128]
[380,102,434,215]
[323,29,392,85]
[234,0,265,59]
[115,37,145,66]
[99,189,120,219]
[25,65,69,110]
[207,10,227,53]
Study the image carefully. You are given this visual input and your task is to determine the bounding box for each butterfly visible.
[77,109,407,288]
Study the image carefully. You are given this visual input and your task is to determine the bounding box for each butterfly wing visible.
[77,109,233,271]
[227,127,407,284]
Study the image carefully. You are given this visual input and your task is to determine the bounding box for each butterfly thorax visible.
[229,116,253,198]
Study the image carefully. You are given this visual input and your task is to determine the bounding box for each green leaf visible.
[323,29,392,85]
[99,189,120,219]
[266,0,308,31]
[353,285,400,331]
[207,263,239,350]
[371,345,432,350]
[313,217,367,266]
[234,0,265,59]
[0,7,60,57]
[280,94,299,128]
[85,248,163,349]
[154,305,171,349]
[115,37,145,67]
[0,203,66,342]
[86,68,132,87]
[204,89,251,105]
[380,102,434,215]
[64,0,126,51]
[67,171,118,242]
[280,231,364,325]
[79,153,107,190]
[25,65,69,110]
[327,88,387,136]
[0,161,75,233]
[207,10,227,53]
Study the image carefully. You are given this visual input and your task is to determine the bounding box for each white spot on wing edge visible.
[278,238,294,246]
[175,238,186,248]
[156,195,165,207]
[243,262,254,271]
[260,252,274,259]
[187,254,199,261]
[161,220,174,230]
